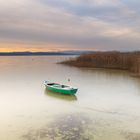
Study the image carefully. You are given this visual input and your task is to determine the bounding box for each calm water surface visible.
[0,56,140,140]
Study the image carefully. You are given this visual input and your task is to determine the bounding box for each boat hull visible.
[44,82,78,95]
[47,86,77,95]
[45,90,77,101]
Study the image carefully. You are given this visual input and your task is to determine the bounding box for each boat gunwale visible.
[44,81,78,91]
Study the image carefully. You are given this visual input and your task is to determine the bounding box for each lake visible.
[0,56,140,140]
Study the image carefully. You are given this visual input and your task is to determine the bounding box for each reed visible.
[61,51,140,76]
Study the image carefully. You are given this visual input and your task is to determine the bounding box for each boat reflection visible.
[44,89,77,101]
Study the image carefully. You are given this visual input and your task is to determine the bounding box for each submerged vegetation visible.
[61,51,140,76]
[22,114,95,140]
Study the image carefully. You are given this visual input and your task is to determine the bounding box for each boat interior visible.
[47,83,69,89]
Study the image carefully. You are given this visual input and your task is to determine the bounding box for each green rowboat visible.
[44,81,78,95]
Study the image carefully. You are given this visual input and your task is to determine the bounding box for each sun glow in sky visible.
[0,43,53,52]
[0,42,90,52]
[0,0,140,52]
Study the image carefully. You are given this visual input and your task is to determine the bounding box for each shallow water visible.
[0,56,140,140]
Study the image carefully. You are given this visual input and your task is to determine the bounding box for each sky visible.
[0,0,140,52]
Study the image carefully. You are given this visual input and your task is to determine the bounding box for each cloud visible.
[0,0,140,51]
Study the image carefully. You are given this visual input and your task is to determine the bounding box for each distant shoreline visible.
[60,51,140,77]
[0,52,80,56]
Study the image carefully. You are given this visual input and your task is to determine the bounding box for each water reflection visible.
[1,56,140,140]
[44,89,77,101]
[78,67,129,77]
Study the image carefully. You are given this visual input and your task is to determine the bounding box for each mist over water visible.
[0,56,140,140]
